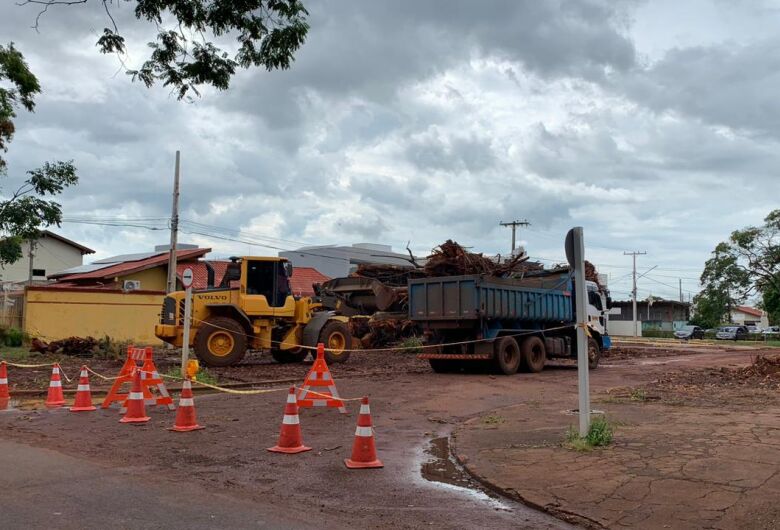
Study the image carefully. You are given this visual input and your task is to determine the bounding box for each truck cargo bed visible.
[408,275,572,323]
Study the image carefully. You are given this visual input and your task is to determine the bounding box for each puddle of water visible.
[420,436,512,511]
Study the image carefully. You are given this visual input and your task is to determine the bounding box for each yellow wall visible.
[24,288,165,345]
[115,267,168,291]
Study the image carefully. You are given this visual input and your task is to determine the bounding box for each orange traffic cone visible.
[119,369,150,423]
[0,361,9,399]
[45,363,66,408]
[70,365,96,412]
[169,378,204,432]
[345,396,383,469]
[268,386,311,454]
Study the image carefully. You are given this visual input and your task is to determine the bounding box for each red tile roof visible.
[57,248,210,281]
[176,261,230,290]
[735,306,763,317]
[175,262,328,296]
[290,267,330,297]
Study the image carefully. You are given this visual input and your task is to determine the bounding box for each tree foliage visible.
[22,0,310,99]
[0,43,78,267]
[696,210,780,326]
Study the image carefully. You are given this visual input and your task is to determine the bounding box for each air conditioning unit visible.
[123,280,141,291]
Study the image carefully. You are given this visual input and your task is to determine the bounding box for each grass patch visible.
[397,336,424,353]
[629,388,647,402]
[565,416,614,452]
[0,346,39,362]
[482,413,506,425]
[162,366,219,386]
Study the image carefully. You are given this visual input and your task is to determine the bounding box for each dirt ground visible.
[1,342,779,528]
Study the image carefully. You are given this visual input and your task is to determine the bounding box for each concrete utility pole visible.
[166,151,181,294]
[566,227,590,436]
[27,239,36,284]
[624,251,647,337]
[679,279,683,303]
[499,219,530,253]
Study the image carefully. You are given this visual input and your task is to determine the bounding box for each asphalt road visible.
[0,439,312,529]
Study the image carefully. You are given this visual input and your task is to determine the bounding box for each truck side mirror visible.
[284,262,293,277]
[606,296,613,309]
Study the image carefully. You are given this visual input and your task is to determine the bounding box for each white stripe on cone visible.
[77,385,90,392]
[128,392,144,400]
[80,371,88,377]
[282,414,300,425]
[49,381,62,387]
[0,378,7,384]
[360,404,370,415]
[286,394,297,404]
[355,426,373,437]
[179,398,194,407]
[52,367,60,374]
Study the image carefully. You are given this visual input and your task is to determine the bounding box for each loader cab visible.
[238,257,296,316]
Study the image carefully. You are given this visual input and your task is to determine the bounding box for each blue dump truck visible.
[408,271,611,375]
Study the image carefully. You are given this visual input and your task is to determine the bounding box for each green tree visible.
[698,242,750,323]
[0,43,78,266]
[690,286,730,329]
[760,283,780,325]
[20,0,310,99]
[699,210,780,325]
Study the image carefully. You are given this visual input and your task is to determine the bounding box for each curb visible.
[450,414,606,530]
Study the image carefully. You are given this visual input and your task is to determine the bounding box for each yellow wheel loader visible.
[154,257,351,367]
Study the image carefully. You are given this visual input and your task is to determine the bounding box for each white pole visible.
[572,227,590,436]
[181,285,192,378]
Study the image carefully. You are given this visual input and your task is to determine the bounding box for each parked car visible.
[763,326,780,336]
[674,325,704,340]
[746,325,763,334]
[715,326,749,340]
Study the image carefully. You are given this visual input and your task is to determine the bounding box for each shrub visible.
[565,416,614,451]
[4,327,24,347]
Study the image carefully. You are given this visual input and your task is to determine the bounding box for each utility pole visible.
[499,219,530,253]
[166,151,181,294]
[566,227,590,435]
[27,239,37,284]
[624,251,647,337]
[679,278,683,303]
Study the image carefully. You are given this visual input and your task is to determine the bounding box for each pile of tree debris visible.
[349,316,418,349]
[424,239,541,277]
[30,336,98,357]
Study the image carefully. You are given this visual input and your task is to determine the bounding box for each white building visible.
[0,230,95,285]
[279,243,417,279]
[730,306,769,328]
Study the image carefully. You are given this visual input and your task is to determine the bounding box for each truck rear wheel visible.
[520,336,546,373]
[493,336,521,375]
[319,321,352,363]
[194,317,247,367]
[588,337,601,370]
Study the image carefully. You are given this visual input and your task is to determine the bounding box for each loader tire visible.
[493,336,521,375]
[194,317,247,367]
[520,336,546,373]
[318,320,352,363]
[271,348,307,364]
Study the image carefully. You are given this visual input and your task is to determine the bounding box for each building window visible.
[32,268,46,278]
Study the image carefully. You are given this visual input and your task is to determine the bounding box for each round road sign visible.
[182,267,194,288]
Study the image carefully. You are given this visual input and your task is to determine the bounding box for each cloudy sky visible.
[1,0,778,301]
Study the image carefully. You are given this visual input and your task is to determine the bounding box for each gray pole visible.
[571,227,590,435]
[679,278,683,303]
[499,219,530,253]
[166,151,181,294]
[624,251,646,337]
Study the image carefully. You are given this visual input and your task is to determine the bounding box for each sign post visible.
[180,267,194,378]
[565,227,591,436]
